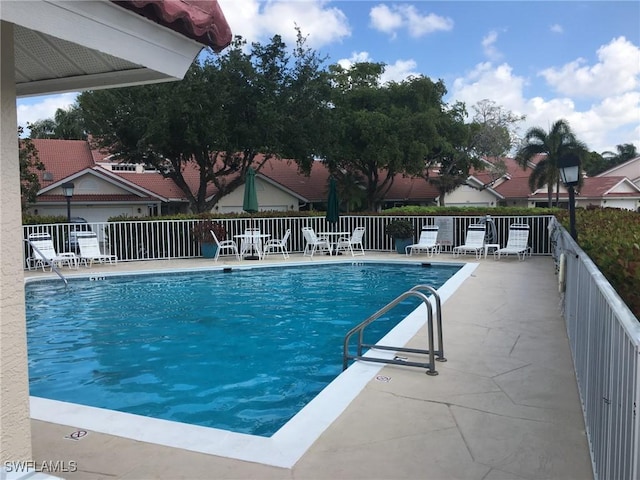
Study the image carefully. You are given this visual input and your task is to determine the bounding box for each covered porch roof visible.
[3,0,232,97]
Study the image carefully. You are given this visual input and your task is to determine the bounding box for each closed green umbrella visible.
[243,167,259,214]
[326,176,340,225]
[243,167,260,259]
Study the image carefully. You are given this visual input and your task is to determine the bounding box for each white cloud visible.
[218,0,350,48]
[381,59,419,84]
[17,93,77,133]
[550,24,563,34]
[401,5,454,38]
[539,36,640,98]
[337,51,373,70]
[369,4,453,38]
[451,62,527,115]
[482,30,502,62]
[369,4,403,38]
[449,57,640,154]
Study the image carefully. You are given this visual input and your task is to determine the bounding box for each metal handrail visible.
[342,287,442,375]
[408,285,445,362]
[24,239,68,286]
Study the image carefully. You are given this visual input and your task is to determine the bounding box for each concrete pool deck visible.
[25,253,593,479]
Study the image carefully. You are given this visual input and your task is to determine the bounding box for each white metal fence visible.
[22,214,555,265]
[550,218,640,480]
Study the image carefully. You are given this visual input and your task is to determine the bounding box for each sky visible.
[16,1,640,156]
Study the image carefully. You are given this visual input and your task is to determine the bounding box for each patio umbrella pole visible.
[326,176,341,256]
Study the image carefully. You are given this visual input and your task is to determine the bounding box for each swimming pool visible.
[26,259,477,467]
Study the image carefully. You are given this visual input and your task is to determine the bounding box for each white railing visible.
[22,215,555,266]
[550,218,640,480]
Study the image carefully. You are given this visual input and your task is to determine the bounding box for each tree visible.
[602,143,638,166]
[28,105,86,140]
[79,33,330,213]
[582,151,608,177]
[468,99,525,189]
[515,119,588,207]
[583,144,638,177]
[53,104,86,140]
[333,168,367,213]
[27,118,57,139]
[324,64,448,210]
[420,101,481,206]
[470,99,525,158]
[18,126,45,210]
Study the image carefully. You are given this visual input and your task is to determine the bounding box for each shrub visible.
[384,219,414,238]
[565,208,640,317]
[191,220,227,243]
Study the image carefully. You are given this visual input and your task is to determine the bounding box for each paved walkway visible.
[27,254,593,479]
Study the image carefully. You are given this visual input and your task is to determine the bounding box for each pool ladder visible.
[342,285,444,375]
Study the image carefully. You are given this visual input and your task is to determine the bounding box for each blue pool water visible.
[26,262,460,437]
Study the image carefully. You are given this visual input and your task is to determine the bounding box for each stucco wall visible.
[1,21,32,462]
[444,184,497,207]
[32,205,145,223]
[216,177,299,213]
[599,158,640,184]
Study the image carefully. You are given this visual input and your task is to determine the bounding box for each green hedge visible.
[562,208,640,317]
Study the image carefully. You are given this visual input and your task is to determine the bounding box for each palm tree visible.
[602,143,638,166]
[516,119,588,207]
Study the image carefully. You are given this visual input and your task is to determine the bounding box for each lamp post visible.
[61,182,74,222]
[558,153,581,241]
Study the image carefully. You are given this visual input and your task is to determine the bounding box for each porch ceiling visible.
[4,0,232,97]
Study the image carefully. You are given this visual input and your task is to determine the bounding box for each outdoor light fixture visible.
[61,182,74,222]
[558,153,580,187]
[558,153,581,241]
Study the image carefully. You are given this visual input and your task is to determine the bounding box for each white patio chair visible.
[406,225,440,257]
[27,232,78,270]
[76,231,118,267]
[495,224,531,260]
[335,227,365,256]
[263,228,291,259]
[302,227,332,257]
[240,228,263,259]
[452,224,486,259]
[211,229,240,262]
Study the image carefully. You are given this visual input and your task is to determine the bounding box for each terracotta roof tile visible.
[259,158,330,202]
[28,139,95,185]
[112,171,189,200]
[113,0,232,52]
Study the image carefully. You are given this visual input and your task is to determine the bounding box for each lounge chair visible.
[406,225,440,257]
[335,227,365,256]
[211,229,240,261]
[77,231,118,267]
[495,224,531,260]
[452,224,485,259]
[263,228,291,259]
[27,232,78,270]
[302,227,332,257]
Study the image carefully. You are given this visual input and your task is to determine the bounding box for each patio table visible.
[317,231,350,256]
[234,233,270,260]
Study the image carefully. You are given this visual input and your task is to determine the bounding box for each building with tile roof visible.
[596,156,640,188]
[26,140,640,222]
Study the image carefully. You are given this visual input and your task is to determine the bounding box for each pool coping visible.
[28,260,477,468]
